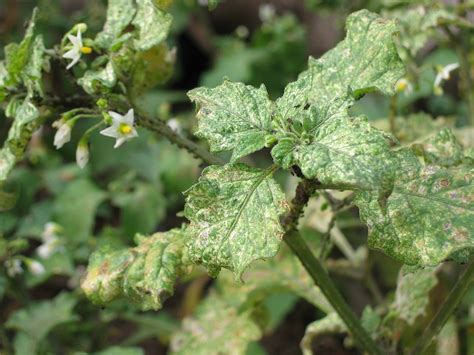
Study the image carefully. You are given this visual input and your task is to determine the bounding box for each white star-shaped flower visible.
[395,78,413,95]
[62,30,92,70]
[434,63,459,95]
[100,109,139,148]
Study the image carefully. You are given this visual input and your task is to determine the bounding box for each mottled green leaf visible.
[132,0,173,51]
[130,44,174,94]
[278,10,404,116]
[208,0,224,10]
[6,293,78,353]
[418,128,466,167]
[0,61,7,88]
[391,266,439,325]
[170,291,261,355]
[23,35,46,96]
[95,0,136,49]
[53,179,106,243]
[386,6,472,58]
[78,61,117,94]
[188,81,274,162]
[184,164,289,279]
[2,9,47,96]
[356,149,474,267]
[272,105,396,191]
[376,112,456,144]
[82,229,191,311]
[0,99,41,182]
[217,250,333,313]
[301,313,347,355]
[4,9,39,86]
[361,306,382,335]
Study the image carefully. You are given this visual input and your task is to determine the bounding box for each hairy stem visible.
[282,180,381,355]
[136,112,225,166]
[410,261,474,355]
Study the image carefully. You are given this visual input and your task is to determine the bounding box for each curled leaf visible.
[82,228,191,310]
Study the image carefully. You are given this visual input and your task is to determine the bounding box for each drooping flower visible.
[259,4,276,22]
[37,222,62,259]
[167,118,182,134]
[76,142,89,169]
[100,109,138,148]
[62,29,92,70]
[28,260,46,276]
[53,120,72,149]
[5,259,23,277]
[433,63,459,95]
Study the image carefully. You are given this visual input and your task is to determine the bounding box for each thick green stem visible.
[410,261,474,355]
[285,231,381,355]
[282,180,381,355]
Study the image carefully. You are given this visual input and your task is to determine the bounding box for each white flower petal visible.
[434,73,443,88]
[62,48,79,59]
[54,123,72,149]
[37,243,55,259]
[445,63,459,72]
[114,137,128,148]
[123,108,135,125]
[67,34,80,46]
[66,56,81,70]
[100,125,120,138]
[76,145,89,169]
[108,111,126,123]
[29,260,45,276]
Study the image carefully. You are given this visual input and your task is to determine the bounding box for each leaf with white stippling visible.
[184,164,289,279]
[271,104,396,191]
[82,228,191,310]
[278,9,404,118]
[356,149,474,267]
[188,81,274,162]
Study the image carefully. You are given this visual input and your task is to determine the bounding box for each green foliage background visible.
[0,0,473,354]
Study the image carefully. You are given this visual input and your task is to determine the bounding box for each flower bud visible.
[53,121,72,149]
[28,260,45,276]
[76,141,89,169]
[72,23,88,34]
[96,98,108,109]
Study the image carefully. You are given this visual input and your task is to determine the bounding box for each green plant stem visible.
[136,112,225,166]
[282,180,381,355]
[389,95,398,136]
[410,261,474,355]
[284,231,381,355]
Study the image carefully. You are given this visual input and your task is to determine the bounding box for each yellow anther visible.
[396,80,407,92]
[80,46,92,54]
[119,123,133,134]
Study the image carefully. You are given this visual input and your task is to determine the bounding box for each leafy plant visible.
[0,1,473,354]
